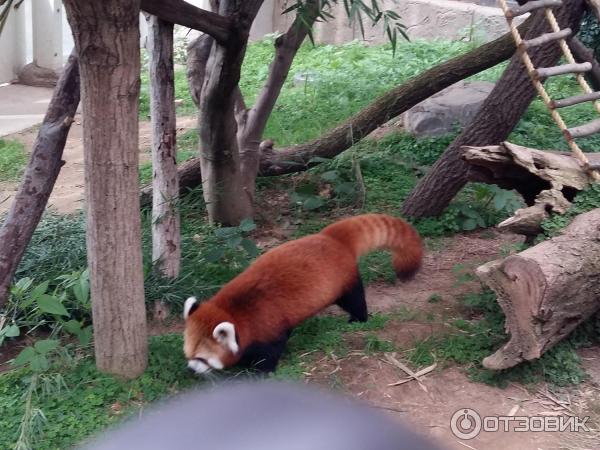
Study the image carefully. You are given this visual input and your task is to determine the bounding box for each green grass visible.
[0,312,393,449]
[0,335,198,450]
[406,288,598,387]
[540,182,600,239]
[0,139,27,182]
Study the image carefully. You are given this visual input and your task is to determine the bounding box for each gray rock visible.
[18,63,59,88]
[403,80,495,138]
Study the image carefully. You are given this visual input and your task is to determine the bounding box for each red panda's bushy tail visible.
[320,214,423,280]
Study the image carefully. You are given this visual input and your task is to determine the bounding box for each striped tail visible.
[320,214,423,280]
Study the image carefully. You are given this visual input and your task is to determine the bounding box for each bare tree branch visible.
[141,0,231,44]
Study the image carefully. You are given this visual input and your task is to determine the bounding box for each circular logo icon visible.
[450,408,482,440]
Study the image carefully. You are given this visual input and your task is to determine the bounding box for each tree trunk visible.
[64,0,147,378]
[569,36,600,91]
[477,208,600,370]
[401,0,587,218]
[146,15,180,279]
[0,52,79,308]
[142,18,534,204]
[197,0,262,225]
[237,0,321,199]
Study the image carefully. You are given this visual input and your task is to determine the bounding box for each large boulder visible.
[18,63,59,88]
[403,80,495,138]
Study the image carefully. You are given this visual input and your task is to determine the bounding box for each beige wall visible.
[268,0,512,44]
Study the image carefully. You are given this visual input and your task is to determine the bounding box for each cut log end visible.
[477,209,600,370]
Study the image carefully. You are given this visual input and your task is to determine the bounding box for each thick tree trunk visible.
[145,18,533,204]
[146,15,180,279]
[0,52,79,308]
[64,0,147,378]
[197,0,262,225]
[401,0,587,218]
[477,208,600,370]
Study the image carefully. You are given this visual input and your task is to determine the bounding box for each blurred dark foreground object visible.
[82,380,446,450]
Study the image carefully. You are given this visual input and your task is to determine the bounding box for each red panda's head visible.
[183,297,240,374]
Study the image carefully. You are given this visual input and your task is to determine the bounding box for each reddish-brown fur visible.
[184,214,422,367]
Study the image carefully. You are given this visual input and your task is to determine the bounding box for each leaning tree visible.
[401,0,587,217]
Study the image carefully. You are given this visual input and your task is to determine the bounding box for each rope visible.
[498,0,600,181]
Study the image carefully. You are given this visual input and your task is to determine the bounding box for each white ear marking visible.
[212,322,239,354]
[183,297,198,319]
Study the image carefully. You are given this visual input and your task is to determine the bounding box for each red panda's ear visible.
[213,322,239,354]
[184,297,199,319]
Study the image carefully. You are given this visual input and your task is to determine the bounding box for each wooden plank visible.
[552,91,600,108]
[534,62,591,78]
[522,28,571,49]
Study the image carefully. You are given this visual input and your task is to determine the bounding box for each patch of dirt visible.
[0,115,197,215]
[366,230,523,316]
[305,354,596,450]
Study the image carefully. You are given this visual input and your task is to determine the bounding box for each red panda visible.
[183,213,423,374]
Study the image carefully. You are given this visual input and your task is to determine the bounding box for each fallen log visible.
[138,17,535,206]
[462,141,600,235]
[477,208,600,370]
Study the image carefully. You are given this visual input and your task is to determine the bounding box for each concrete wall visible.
[0,1,28,84]
[272,0,515,45]
[0,0,515,84]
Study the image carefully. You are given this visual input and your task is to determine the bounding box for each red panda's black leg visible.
[336,275,367,323]
[239,330,291,374]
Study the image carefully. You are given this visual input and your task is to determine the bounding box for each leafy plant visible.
[578,11,600,60]
[364,334,395,353]
[1,270,92,350]
[408,286,595,387]
[12,340,60,372]
[284,0,408,54]
[202,218,260,264]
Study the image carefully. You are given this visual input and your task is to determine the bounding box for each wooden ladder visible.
[498,0,600,179]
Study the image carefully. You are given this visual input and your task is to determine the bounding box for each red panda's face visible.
[183,297,239,375]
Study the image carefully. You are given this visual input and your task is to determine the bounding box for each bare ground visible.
[0,115,198,215]
[2,120,600,449]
